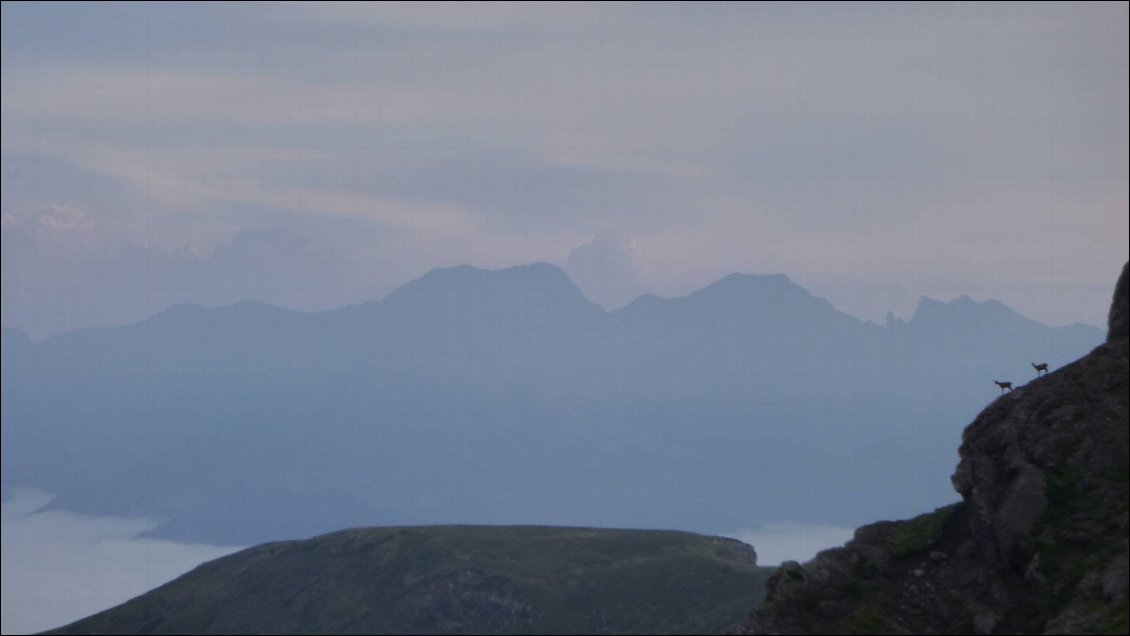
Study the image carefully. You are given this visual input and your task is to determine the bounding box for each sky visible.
[2,2,1128,338]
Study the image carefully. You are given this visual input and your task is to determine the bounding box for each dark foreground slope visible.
[47,526,770,635]
[741,263,1130,635]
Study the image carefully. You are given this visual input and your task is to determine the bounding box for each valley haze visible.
[1,263,1103,548]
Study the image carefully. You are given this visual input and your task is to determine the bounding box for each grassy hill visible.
[47,525,771,635]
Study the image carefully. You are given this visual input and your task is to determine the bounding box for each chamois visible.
[994,380,1013,393]
[1032,362,1049,376]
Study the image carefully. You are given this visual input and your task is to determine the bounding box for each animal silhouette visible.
[1032,362,1049,376]
[994,380,1014,393]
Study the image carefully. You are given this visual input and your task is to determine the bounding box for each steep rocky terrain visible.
[741,262,1129,635]
[46,526,771,635]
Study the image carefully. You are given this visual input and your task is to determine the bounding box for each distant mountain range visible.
[1,264,1103,545]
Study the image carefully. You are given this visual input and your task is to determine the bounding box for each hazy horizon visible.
[1,260,1111,342]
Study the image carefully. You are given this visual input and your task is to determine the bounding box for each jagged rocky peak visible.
[907,294,1038,332]
[741,262,1130,635]
[1109,261,1129,342]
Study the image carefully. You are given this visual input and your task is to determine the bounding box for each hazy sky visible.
[3,2,1127,337]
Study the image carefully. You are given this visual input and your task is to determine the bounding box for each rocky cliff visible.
[741,262,1129,635]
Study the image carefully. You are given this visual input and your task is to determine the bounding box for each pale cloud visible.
[4,203,91,232]
[8,5,1121,181]
[1,136,475,236]
[4,5,1124,185]
[206,181,475,235]
[566,231,645,309]
[293,1,606,33]
[1,69,432,129]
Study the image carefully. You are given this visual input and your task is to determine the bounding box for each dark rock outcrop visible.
[741,263,1130,635]
[1109,261,1129,342]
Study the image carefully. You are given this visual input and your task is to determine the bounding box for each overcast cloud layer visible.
[2,2,1127,337]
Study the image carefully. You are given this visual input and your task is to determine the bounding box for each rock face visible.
[1110,261,1129,342]
[741,262,1129,635]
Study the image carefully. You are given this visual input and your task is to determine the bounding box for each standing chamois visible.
[1032,362,1049,376]
[994,380,1014,393]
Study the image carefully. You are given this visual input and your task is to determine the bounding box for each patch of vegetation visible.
[784,563,805,581]
[1101,596,1130,635]
[942,591,973,623]
[849,601,898,635]
[1112,451,1129,511]
[1044,469,1083,523]
[890,504,958,559]
[852,553,879,580]
[1036,540,1069,578]
[842,580,869,601]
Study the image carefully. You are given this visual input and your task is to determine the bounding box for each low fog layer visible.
[728,523,855,567]
[1,490,238,635]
